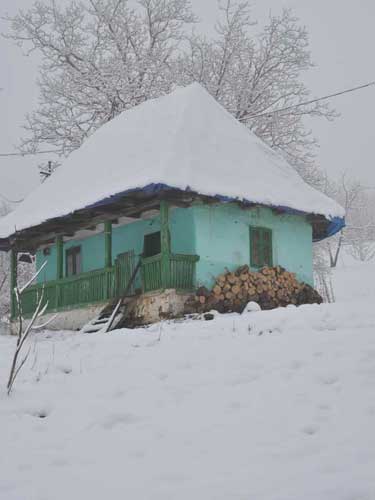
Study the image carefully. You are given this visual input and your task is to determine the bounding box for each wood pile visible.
[185,265,322,315]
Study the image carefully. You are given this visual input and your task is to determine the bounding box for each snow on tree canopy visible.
[0,83,344,240]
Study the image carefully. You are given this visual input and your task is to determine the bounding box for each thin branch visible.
[19,261,47,294]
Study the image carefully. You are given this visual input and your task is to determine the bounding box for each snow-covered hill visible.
[1,259,375,500]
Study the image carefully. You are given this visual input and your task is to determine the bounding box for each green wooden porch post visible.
[56,236,63,310]
[56,236,63,280]
[104,222,113,298]
[160,200,171,289]
[104,221,112,268]
[10,248,17,319]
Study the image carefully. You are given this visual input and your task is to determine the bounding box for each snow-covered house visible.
[0,84,344,330]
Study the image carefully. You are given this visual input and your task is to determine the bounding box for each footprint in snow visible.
[26,407,51,419]
[128,450,146,459]
[50,457,69,467]
[18,463,32,472]
[230,374,259,386]
[318,374,339,385]
[228,401,242,410]
[178,361,193,370]
[301,424,319,436]
[289,360,305,370]
[101,413,141,430]
[112,389,126,398]
[317,403,331,411]
[57,364,72,374]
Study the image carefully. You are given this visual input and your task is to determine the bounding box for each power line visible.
[0,149,61,158]
[239,80,375,121]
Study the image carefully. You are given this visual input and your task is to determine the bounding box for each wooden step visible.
[80,303,123,334]
[92,318,110,325]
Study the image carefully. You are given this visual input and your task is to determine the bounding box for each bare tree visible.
[345,190,375,262]
[323,173,363,267]
[4,0,334,187]
[317,173,375,267]
[348,239,375,262]
[6,262,56,395]
[0,202,11,318]
[313,243,335,303]
[179,3,336,184]
[0,204,35,320]
[4,0,197,156]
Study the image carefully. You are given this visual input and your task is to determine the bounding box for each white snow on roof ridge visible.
[0,83,344,239]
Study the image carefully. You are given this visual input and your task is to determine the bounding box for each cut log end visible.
[185,265,322,316]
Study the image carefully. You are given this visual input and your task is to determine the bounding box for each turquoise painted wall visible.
[35,203,312,288]
[36,207,196,283]
[192,203,313,288]
[36,245,57,283]
[36,232,106,283]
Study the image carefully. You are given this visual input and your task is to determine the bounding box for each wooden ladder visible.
[81,259,141,334]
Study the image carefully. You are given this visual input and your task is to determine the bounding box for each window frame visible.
[65,245,82,277]
[249,226,273,268]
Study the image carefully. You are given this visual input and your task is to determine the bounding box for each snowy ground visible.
[1,258,375,500]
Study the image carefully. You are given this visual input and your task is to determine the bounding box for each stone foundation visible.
[10,303,107,335]
[123,289,193,327]
[10,289,193,334]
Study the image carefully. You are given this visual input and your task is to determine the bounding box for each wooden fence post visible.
[104,222,113,298]
[104,221,112,269]
[56,236,63,280]
[160,200,171,289]
[56,236,63,309]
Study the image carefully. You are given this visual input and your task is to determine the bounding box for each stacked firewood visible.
[185,265,322,314]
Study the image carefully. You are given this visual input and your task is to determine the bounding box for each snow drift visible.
[0,257,375,500]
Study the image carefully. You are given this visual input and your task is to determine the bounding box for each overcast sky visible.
[1,0,375,204]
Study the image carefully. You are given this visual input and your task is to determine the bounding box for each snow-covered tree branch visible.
[4,0,335,186]
[4,0,197,155]
[316,173,375,268]
[0,204,35,320]
[6,261,57,395]
[176,3,336,182]
[0,202,11,318]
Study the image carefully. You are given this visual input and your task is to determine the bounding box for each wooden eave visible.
[0,189,199,252]
[0,187,329,252]
[306,214,332,242]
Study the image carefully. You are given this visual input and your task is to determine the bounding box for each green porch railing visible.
[58,267,115,309]
[170,254,199,290]
[141,254,163,293]
[14,253,199,319]
[21,280,58,317]
[141,253,199,293]
[18,267,115,318]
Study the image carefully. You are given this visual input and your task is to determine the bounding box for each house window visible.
[66,246,82,276]
[143,232,161,257]
[250,227,273,267]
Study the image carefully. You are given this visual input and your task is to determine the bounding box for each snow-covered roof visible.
[0,83,344,241]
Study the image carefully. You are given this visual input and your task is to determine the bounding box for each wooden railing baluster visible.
[16,253,200,319]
